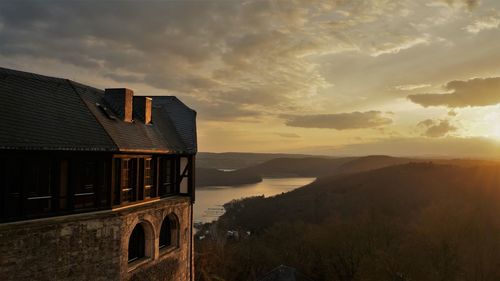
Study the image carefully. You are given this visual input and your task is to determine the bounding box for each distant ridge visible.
[196,153,499,187]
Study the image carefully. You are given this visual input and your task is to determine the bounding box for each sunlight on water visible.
[194,177,315,224]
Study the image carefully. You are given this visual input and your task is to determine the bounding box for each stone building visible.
[0,67,197,281]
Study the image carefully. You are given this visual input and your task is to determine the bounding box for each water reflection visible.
[194,177,315,224]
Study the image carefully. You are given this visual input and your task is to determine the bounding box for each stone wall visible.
[0,197,192,281]
[119,197,192,281]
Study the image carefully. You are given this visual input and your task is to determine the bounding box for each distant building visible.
[257,265,314,281]
[0,67,197,281]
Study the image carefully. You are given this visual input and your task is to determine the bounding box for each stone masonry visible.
[0,197,192,281]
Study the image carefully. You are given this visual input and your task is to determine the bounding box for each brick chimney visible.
[144,97,152,124]
[133,96,153,124]
[104,88,134,122]
[134,96,153,124]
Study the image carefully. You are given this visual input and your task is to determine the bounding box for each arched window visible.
[128,224,145,263]
[159,214,178,251]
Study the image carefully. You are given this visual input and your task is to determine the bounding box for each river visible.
[194,177,316,224]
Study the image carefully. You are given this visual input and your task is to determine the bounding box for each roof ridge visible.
[0,66,68,84]
[68,79,104,94]
[154,95,197,114]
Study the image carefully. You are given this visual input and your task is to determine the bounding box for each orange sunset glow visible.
[1,0,500,157]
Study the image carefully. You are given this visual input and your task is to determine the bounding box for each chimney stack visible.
[133,96,153,124]
[104,88,134,122]
[143,97,152,124]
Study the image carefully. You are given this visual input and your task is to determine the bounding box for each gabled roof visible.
[0,67,197,154]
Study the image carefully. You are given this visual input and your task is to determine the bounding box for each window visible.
[128,224,146,263]
[82,161,96,190]
[127,221,154,268]
[159,158,176,197]
[121,159,130,196]
[179,157,189,194]
[74,161,96,209]
[144,158,153,199]
[4,158,23,217]
[121,159,137,203]
[24,159,52,215]
[159,218,171,249]
[59,160,68,210]
[117,156,156,205]
[1,157,110,221]
[159,214,178,251]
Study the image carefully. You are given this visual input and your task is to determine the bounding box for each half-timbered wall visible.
[0,151,195,222]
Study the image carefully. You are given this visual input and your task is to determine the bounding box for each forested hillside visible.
[196,162,500,281]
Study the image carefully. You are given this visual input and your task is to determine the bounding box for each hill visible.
[197,152,318,170]
[197,162,500,281]
[196,155,421,187]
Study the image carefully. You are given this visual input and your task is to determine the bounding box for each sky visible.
[1,0,500,157]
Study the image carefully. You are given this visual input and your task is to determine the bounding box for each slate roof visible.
[0,67,197,154]
[256,265,314,281]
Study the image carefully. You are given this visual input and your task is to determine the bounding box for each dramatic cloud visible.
[1,0,500,152]
[418,119,457,137]
[408,77,500,108]
[0,0,478,122]
[0,0,335,119]
[284,111,392,130]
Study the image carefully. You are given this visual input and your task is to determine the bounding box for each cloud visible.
[408,77,500,108]
[1,0,499,129]
[395,83,431,91]
[464,16,500,33]
[179,96,263,121]
[283,111,392,130]
[370,35,431,57]
[0,0,471,123]
[0,0,338,121]
[418,119,457,137]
